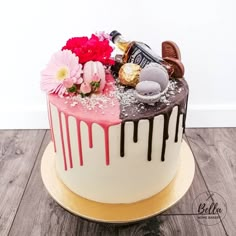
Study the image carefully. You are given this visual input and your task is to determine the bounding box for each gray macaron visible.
[139,63,169,91]
[135,63,169,104]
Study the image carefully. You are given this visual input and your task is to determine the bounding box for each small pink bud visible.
[80,82,91,94]
[63,78,74,88]
[76,77,83,84]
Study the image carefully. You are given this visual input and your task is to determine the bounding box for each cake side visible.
[49,104,184,203]
[47,76,188,203]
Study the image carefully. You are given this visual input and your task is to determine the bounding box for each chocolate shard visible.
[162,41,182,60]
[163,57,185,78]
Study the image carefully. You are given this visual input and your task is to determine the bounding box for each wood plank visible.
[0,130,46,236]
[76,217,162,236]
[158,215,227,236]
[8,131,78,236]
[186,128,236,236]
[75,214,227,236]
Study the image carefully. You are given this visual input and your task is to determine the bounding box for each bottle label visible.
[127,42,163,68]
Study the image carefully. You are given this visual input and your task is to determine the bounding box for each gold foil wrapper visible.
[118,63,141,87]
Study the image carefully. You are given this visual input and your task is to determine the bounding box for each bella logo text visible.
[198,202,222,215]
[192,191,227,226]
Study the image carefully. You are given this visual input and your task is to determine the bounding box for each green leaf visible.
[67,85,77,93]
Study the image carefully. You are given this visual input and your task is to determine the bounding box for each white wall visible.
[0,0,235,129]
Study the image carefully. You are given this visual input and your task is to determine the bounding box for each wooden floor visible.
[0,128,235,236]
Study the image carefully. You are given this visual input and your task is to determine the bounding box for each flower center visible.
[56,67,69,81]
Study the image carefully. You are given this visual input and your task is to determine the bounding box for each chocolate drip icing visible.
[174,106,181,143]
[161,111,172,162]
[147,118,154,161]
[174,100,186,143]
[182,94,189,134]
[120,118,154,161]
[119,79,189,162]
[120,122,125,157]
[133,120,139,143]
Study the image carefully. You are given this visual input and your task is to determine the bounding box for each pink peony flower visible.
[62,34,114,65]
[40,50,82,95]
[80,82,91,94]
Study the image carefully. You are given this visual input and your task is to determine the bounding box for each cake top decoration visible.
[41,30,186,111]
[40,32,114,97]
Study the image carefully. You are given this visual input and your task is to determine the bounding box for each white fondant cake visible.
[41,32,188,204]
[47,75,188,204]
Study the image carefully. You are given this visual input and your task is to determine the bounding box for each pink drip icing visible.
[76,121,110,165]
[64,114,73,168]
[103,125,110,165]
[87,123,93,148]
[76,119,84,166]
[48,73,122,168]
[58,112,67,171]
[48,102,56,152]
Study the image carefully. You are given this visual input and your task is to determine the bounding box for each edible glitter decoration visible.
[118,63,141,87]
[63,78,186,121]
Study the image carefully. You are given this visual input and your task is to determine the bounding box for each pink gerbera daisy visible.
[40,50,83,95]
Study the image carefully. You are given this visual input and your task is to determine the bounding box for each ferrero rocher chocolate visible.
[118,63,141,87]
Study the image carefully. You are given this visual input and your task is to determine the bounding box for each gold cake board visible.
[41,141,195,223]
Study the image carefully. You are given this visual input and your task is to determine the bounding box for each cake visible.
[41,32,188,204]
